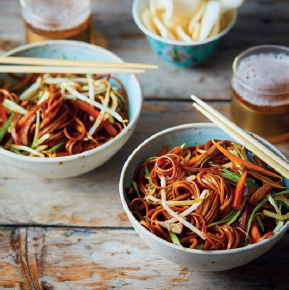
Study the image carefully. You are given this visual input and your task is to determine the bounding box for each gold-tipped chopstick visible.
[0,57,158,69]
[0,65,145,74]
[191,95,289,178]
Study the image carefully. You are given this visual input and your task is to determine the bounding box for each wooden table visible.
[0,0,289,289]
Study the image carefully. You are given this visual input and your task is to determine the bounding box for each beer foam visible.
[22,0,91,31]
[234,53,289,106]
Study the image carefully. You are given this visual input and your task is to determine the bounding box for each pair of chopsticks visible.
[191,95,289,179]
[0,56,158,74]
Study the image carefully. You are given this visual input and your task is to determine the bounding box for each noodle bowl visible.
[0,41,142,178]
[120,123,289,270]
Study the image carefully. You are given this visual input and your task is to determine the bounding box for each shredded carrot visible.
[212,140,282,180]
[251,221,262,243]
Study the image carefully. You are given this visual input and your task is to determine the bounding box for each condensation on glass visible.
[20,0,94,43]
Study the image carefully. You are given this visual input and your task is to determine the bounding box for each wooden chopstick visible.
[0,65,145,74]
[0,56,158,69]
[191,95,289,178]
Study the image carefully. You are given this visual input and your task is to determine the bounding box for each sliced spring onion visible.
[10,144,45,157]
[145,156,158,189]
[47,142,65,153]
[222,162,232,169]
[220,169,258,188]
[227,197,247,226]
[209,209,237,227]
[255,215,265,232]
[274,220,285,233]
[7,114,20,133]
[19,77,41,100]
[268,194,281,214]
[2,99,28,115]
[107,91,119,122]
[37,87,49,105]
[31,111,40,148]
[272,190,289,197]
[35,145,48,152]
[273,196,289,208]
[10,147,21,155]
[0,112,15,141]
[34,134,51,147]
[245,199,267,245]
[263,210,289,221]
[169,231,182,246]
[196,244,203,250]
[180,143,186,150]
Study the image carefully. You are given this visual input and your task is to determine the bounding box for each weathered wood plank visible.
[1,227,289,290]
[0,228,34,289]
[0,0,288,100]
[0,101,287,227]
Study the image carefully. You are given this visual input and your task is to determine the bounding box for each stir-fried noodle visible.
[128,140,289,250]
[0,73,128,157]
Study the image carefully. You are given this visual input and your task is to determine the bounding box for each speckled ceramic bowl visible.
[119,123,289,271]
[133,0,237,67]
[0,40,142,178]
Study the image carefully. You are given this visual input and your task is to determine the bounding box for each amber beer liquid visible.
[20,0,93,44]
[231,45,289,143]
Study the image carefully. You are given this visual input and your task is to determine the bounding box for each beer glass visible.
[20,0,94,44]
[231,45,289,142]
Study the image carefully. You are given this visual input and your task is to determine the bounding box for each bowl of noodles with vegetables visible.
[0,40,142,178]
[119,123,289,271]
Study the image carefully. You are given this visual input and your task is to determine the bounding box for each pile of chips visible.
[141,0,244,41]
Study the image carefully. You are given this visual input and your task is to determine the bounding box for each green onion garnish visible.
[0,112,15,141]
[47,142,65,153]
[10,147,21,155]
[145,157,158,189]
[245,199,268,245]
[272,190,289,197]
[209,209,238,226]
[226,197,247,226]
[168,231,181,246]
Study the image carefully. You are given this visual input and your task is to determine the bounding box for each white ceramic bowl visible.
[119,123,289,271]
[0,40,142,178]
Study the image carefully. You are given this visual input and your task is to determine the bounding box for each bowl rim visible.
[132,0,237,46]
[119,122,288,256]
[0,40,143,163]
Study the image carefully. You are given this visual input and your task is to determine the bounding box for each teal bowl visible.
[0,40,142,178]
[119,123,289,270]
[133,0,237,67]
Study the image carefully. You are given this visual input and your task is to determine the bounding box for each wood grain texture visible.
[1,227,289,290]
[0,101,287,228]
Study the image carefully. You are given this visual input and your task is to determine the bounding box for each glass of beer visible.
[20,0,94,44]
[231,45,289,142]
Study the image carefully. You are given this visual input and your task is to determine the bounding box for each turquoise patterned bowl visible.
[132,0,237,67]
